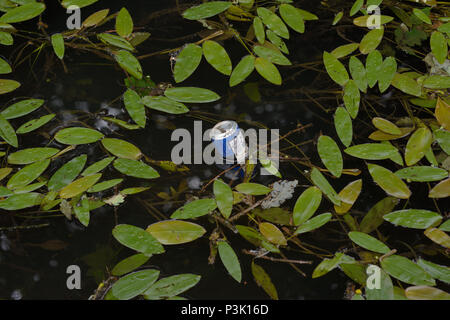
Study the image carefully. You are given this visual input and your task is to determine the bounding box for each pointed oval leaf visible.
[213,179,233,219]
[405,286,450,300]
[51,33,64,59]
[59,173,101,199]
[235,182,271,195]
[331,43,359,59]
[116,7,133,38]
[424,227,450,249]
[146,220,206,245]
[217,240,242,282]
[112,269,160,300]
[380,255,435,286]
[170,198,217,219]
[253,17,265,44]
[429,178,450,198]
[202,40,232,75]
[359,27,384,54]
[366,50,382,88]
[254,57,281,85]
[391,73,422,97]
[323,51,349,86]
[384,209,442,229]
[378,57,397,93]
[114,50,142,80]
[293,186,322,225]
[259,222,287,246]
[0,2,45,23]
[348,231,390,254]
[123,89,146,128]
[182,1,231,20]
[143,274,200,299]
[0,114,17,147]
[372,117,401,135]
[54,127,104,145]
[16,114,55,134]
[88,178,123,193]
[8,147,59,165]
[345,143,398,160]
[343,79,360,118]
[229,55,255,87]
[430,31,447,64]
[164,87,220,103]
[142,96,189,114]
[368,164,411,199]
[0,192,42,210]
[48,154,87,191]
[349,56,367,93]
[101,138,142,160]
[173,43,202,83]
[113,158,159,179]
[395,166,448,182]
[7,159,50,190]
[294,212,332,235]
[112,224,164,255]
[251,261,278,300]
[334,179,362,214]
[317,135,343,178]
[81,157,115,176]
[0,79,20,94]
[253,45,291,66]
[334,107,353,147]
[257,7,289,39]
[310,168,341,205]
[111,253,151,277]
[1,99,44,119]
[405,127,432,166]
[279,4,304,33]
[82,9,109,27]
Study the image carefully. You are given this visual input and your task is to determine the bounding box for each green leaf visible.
[405,286,450,300]
[341,263,367,286]
[111,254,151,276]
[102,117,140,130]
[331,43,359,59]
[296,8,318,21]
[81,157,115,176]
[348,231,390,254]
[334,107,352,147]
[366,267,394,300]
[294,212,332,235]
[61,0,98,9]
[235,182,271,195]
[112,224,164,255]
[1,99,44,119]
[54,127,104,145]
[424,227,450,249]
[120,186,150,195]
[0,2,45,23]
[334,179,362,214]
[123,89,146,128]
[429,178,450,199]
[253,45,291,66]
[170,198,217,219]
[48,154,87,191]
[259,222,287,246]
[257,7,289,39]
[218,241,242,282]
[416,259,450,284]
[213,179,233,219]
[312,253,355,278]
[73,197,90,226]
[384,209,442,229]
[0,192,42,210]
[0,79,20,94]
[378,57,397,93]
[0,114,17,147]
[182,1,231,20]
[349,56,367,93]
[8,147,59,165]
[359,27,384,54]
[164,87,220,103]
[16,113,55,134]
[279,4,304,33]
[350,0,364,16]
[112,269,160,300]
[7,159,50,190]
[381,255,435,286]
[391,73,422,97]
[101,138,142,160]
[142,96,189,114]
[372,117,401,135]
[430,31,447,65]
[344,143,399,160]
[82,9,109,27]
[59,173,101,199]
[88,178,123,193]
[229,55,255,87]
[317,135,343,178]
[366,50,382,88]
[405,127,432,166]
[202,40,232,75]
[395,166,448,182]
[253,17,265,44]
[332,11,343,25]
[343,79,360,118]
[116,7,133,38]
[0,57,11,74]
[146,220,206,245]
[51,33,64,59]
[423,75,450,90]
[143,274,201,300]
[0,31,13,46]
[254,57,282,85]
[360,197,399,233]
[323,51,349,86]
[310,168,341,206]
[368,164,411,199]
[173,43,202,83]
[251,261,278,300]
[113,158,159,179]
[114,50,142,80]
[253,207,291,226]
[412,8,431,24]
[98,33,134,51]
[439,220,450,232]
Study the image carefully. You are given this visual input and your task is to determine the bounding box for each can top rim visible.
[210,120,238,140]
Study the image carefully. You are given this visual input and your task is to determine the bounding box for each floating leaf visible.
[0,57,11,74]
[423,75,450,89]
[350,0,364,16]
[378,57,397,93]
[345,143,398,160]
[146,220,206,245]
[0,2,45,23]
[88,178,123,193]
[8,147,59,165]
[360,197,399,233]
[253,207,291,226]
[416,259,450,284]
[359,27,384,54]
[0,192,42,210]
[369,127,414,141]
[259,222,287,246]
[312,253,355,278]
[372,117,401,135]
[235,182,271,195]
[334,179,362,214]
[348,231,390,254]
[254,57,281,85]
[257,7,289,39]
[0,79,20,94]
[112,224,164,255]
[51,33,64,59]
[213,179,233,219]
[120,186,150,195]
[98,33,134,51]
[253,17,265,44]
[123,89,146,128]
[202,40,232,75]
[424,227,450,249]
[405,127,432,166]
[353,15,394,28]
[171,198,217,219]
[380,255,435,286]
[142,96,189,114]
[182,1,231,20]
[391,73,422,97]
[16,114,55,134]
[81,157,114,176]
[349,56,367,93]
[113,158,159,179]
[395,166,448,182]
[405,286,450,300]
[61,0,98,9]
[59,173,101,199]
[112,269,160,300]
[101,138,142,160]
[229,55,255,87]
[0,114,17,147]
[55,127,104,145]
[279,4,304,33]
[143,274,201,300]
[310,168,341,206]
[48,154,87,191]
[366,267,394,300]
[331,43,359,59]
[114,50,142,80]
[111,253,150,277]
[253,45,291,66]
[412,8,431,24]
[368,164,411,199]
[435,98,450,131]
[102,117,140,130]
[317,135,343,178]
[366,50,382,88]
[384,209,442,229]
[332,11,343,25]
[0,167,13,182]
[7,159,50,190]
[429,178,450,198]
[116,7,133,38]
[343,79,360,118]
[82,9,109,27]
[251,261,278,300]
[217,241,242,282]
[173,43,202,83]
[1,99,44,119]
[164,87,220,103]
[323,51,349,86]
[296,8,318,21]
[294,213,332,235]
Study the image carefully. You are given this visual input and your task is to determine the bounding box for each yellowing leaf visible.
[334,179,362,214]
[259,222,287,246]
[435,97,450,131]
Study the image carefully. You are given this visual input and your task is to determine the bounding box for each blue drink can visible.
[210,120,247,164]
